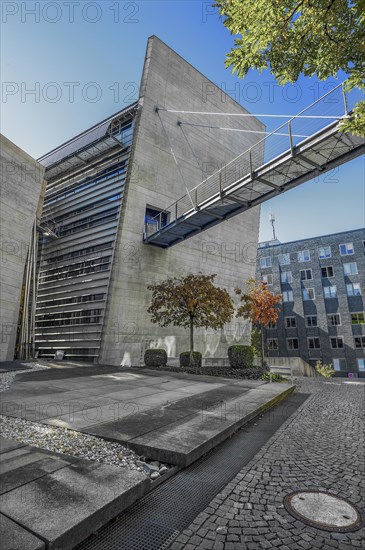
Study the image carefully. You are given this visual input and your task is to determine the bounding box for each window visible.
[267,320,277,329]
[306,315,318,327]
[283,290,294,302]
[278,253,290,266]
[260,256,272,268]
[300,269,313,281]
[145,207,169,228]
[328,314,341,326]
[321,266,334,278]
[262,274,273,285]
[285,316,296,328]
[343,262,358,276]
[298,249,310,262]
[287,338,299,349]
[302,288,315,300]
[339,242,354,256]
[267,339,278,350]
[324,285,337,298]
[330,337,344,349]
[347,283,361,296]
[318,246,331,259]
[308,337,321,349]
[354,336,365,348]
[357,358,365,371]
[351,312,364,325]
[281,271,293,283]
[333,358,346,371]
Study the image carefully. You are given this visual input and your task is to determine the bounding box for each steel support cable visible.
[156,108,197,212]
[179,121,309,138]
[160,109,342,119]
[178,122,203,171]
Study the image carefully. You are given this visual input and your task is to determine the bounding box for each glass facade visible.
[35,114,135,361]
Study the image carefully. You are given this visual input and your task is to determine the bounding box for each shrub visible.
[144,348,167,368]
[228,345,254,369]
[315,360,335,378]
[261,372,286,382]
[180,351,202,368]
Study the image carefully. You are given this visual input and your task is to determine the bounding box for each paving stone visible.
[0,513,45,550]
[171,378,365,549]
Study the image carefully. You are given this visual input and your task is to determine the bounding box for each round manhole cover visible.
[284,490,364,532]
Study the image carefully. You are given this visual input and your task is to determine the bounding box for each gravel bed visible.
[0,414,146,472]
[0,362,50,392]
[0,362,172,478]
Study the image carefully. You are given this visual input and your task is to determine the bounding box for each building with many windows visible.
[257,228,365,376]
[34,36,263,364]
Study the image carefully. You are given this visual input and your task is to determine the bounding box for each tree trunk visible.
[260,323,264,368]
[189,316,194,367]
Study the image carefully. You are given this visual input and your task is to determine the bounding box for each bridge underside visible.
[144,122,364,248]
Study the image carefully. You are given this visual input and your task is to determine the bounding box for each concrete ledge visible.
[0,442,150,550]
[0,514,45,550]
[128,384,295,466]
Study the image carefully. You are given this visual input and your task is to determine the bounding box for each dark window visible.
[300,269,313,281]
[308,337,320,349]
[287,338,299,349]
[330,337,344,349]
[285,317,296,328]
[306,316,318,327]
[321,266,334,278]
[354,337,365,348]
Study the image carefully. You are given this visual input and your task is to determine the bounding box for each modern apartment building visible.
[257,228,365,376]
[34,36,263,364]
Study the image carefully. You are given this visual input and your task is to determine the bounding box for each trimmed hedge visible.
[228,345,254,369]
[180,351,202,368]
[144,348,167,368]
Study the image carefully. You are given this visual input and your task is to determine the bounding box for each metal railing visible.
[144,81,363,237]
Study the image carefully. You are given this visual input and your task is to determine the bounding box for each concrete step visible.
[0,438,150,550]
[86,382,295,467]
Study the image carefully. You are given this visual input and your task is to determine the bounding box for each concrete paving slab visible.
[0,513,45,550]
[41,402,151,430]
[0,436,27,454]
[0,459,150,550]
[128,384,295,466]
[0,450,78,494]
[84,384,250,442]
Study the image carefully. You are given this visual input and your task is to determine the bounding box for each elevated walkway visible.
[144,83,364,248]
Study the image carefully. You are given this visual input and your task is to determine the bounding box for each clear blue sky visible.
[1,0,364,242]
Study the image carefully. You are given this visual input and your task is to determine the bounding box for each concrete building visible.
[0,134,46,361]
[257,228,365,376]
[35,36,263,364]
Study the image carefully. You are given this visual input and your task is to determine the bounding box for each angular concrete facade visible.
[99,37,263,366]
[36,36,263,364]
[0,134,46,361]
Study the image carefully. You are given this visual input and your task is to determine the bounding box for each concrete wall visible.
[267,357,316,377]
[100,36,264,366]
[0,134,46,361]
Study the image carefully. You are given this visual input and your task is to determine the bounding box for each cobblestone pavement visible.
[170,378,365,550]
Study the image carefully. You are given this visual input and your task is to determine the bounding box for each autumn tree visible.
[147,273,234,366]
[235,279,282,366]
[215,0,365,136]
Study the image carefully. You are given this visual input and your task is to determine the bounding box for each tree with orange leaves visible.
[235,278,282,367]
[148,273,234,367]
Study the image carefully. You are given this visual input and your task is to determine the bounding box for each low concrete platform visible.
[1,365,295,466]
[0,437,149,550]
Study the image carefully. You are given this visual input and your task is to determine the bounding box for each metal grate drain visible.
[75,393,309,550]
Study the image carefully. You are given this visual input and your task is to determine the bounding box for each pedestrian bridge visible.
[143,82,364,248]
